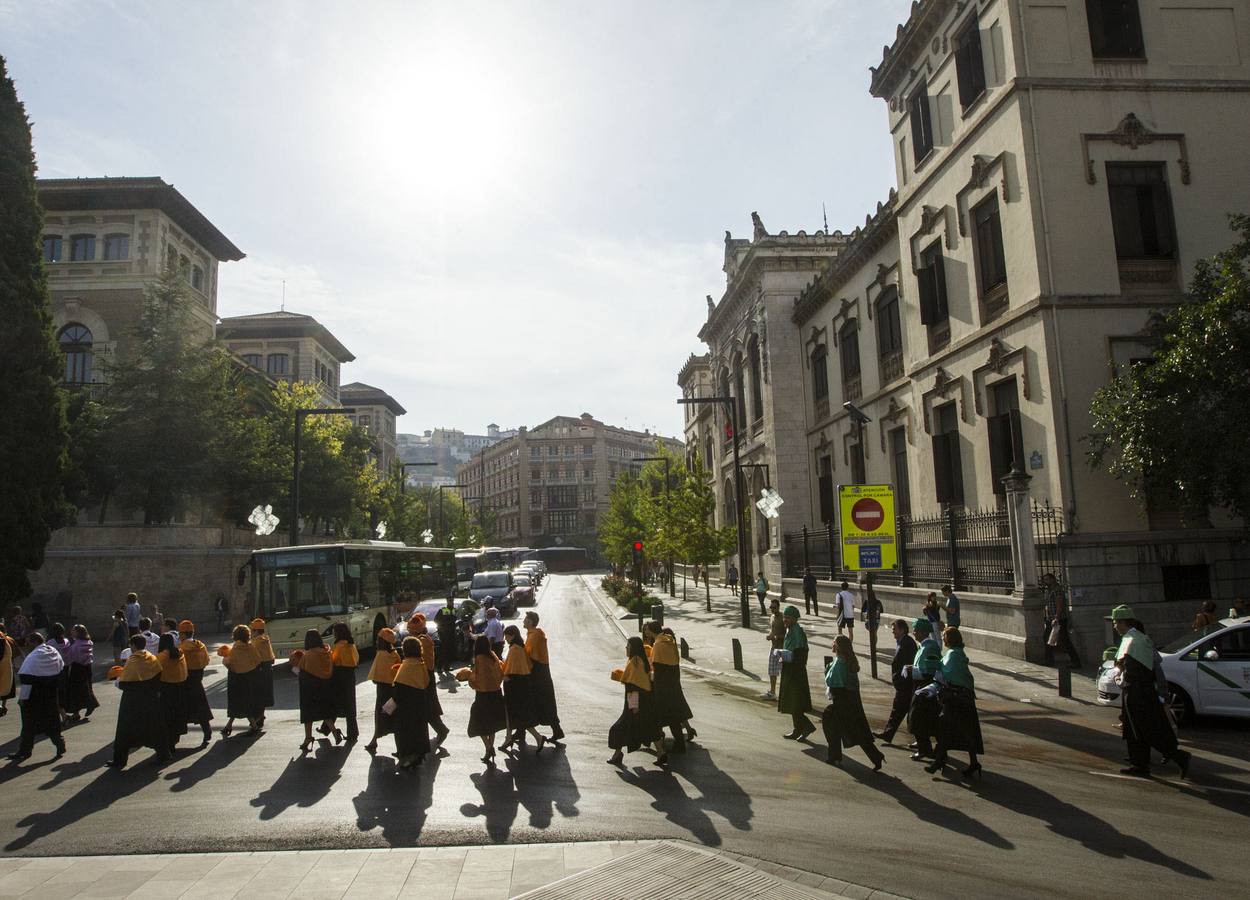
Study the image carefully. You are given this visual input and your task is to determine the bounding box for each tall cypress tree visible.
[0,56,72,607]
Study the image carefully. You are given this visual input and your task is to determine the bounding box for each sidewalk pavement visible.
[0,840,884,900]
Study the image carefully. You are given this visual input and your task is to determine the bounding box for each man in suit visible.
[874,618,918,744]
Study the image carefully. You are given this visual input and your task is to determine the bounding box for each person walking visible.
[523,611,564,743]
[0,625,17,719]
[483,607,505,659]
[1041,573,1082,669]
[727,563,739,593]
[409,614,450,746]
[7,634,66,763]
[802,568,819,616]
[105,634,169,769]
[46,623,71,720]
[874,619,918,744]
[778,606,816,741]
[251,618,275,727]
[329,623,360,743]
[941,585,961,630]
[220,624,264,739]
[294,630,336,752]
[65,625,99,723]
[924,627,984,778]
[124,594,142,636]
[434,594,459,676]
[903,619,943,760]
[461,635,507,766]
[762,597,785,701]
[109,611,128,666]
[214,595,227,633]
[178,621,213,748]
[156,633,188,753]
[1110,605,1191,778]
[1191,601,1219,632]
[923,593,943,640]
[821,635,885,771]
[390,636,432,770]
[500,625,546,754]
[651,627,695,752]
[364,627,400,755]
[607,636,667,767]
[835,582,856,641]
[755,573,769,617]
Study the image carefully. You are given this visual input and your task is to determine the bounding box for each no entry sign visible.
[838,484,897,572]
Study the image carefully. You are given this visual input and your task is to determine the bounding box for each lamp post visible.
[843,401,871,485]
[291,407,356,547]
[632,455,674,597]
[677,394,750,628]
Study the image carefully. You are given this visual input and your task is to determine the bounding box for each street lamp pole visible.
[632,455,674,598]
[291,407,355,547]
[439,482,475,547]
[678,394,750,628]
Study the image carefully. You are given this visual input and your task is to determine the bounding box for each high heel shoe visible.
[317,723,332,736]
[962,762,982,779]
[220,724,232,739]
[332,728,344,745]
[685,726,697,740]
[924,756,947,774]
[535,735,546,754]
[607,750,624,766]
[655,752,669,767]
[300,738,313,753]
[364,741,378,755]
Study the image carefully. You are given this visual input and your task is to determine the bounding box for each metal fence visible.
[782,501,1066,593]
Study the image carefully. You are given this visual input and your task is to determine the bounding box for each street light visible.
[631,455,674,597]
[291,407,356,546]
[677,394,751,628]
[843,401,872,485]
[399,461,438,494]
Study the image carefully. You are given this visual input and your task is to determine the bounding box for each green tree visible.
[599,470,646,572]
[675,457,737,611]
[636,444,686,596]
[0,56,72,605]
[1088,215,1250,520]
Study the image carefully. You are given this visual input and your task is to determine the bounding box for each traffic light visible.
[631,540,644,583]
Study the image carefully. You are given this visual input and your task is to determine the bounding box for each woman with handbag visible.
[607,636,666,766]
[923,627,985,778]
[822,635,884,770]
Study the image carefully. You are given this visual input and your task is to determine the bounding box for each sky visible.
[3,0,912,439]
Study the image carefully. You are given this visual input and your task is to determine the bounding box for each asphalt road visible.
[1,575,1247,899]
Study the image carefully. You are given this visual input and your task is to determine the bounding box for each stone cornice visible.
[869,0,955,99]
[793,195,898,326]
[676,352,710,386]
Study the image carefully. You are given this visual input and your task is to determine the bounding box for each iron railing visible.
[782,501,1066,593]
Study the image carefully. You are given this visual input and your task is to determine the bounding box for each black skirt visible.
[373,682,394,737]
[392,682,430,759]
[226,668,264,720]
[18,674,61,735]
[160,680,189,746]
[258,661,275,708]
[331,666,357,721]
[426,671,443,718]
[298,670,335,724]
[503,673,537,731]
[906,677,939,740]
[184,669,213,725]
[529,661,560,727]
[825,687,874,748]
[1122,676,1177,756]
[936,684,984,754]
[467,689,507,737]
[608,685,662,751]
[114,677,169,757]
[651,662,692,727]
[65,662,99,716]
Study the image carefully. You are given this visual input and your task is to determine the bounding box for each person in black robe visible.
[105,635,171,768]
[328,622,360,743]
[1112,609,1192,778]
[178,622,213,748]
[650,628,694,753]
[391,637,432,770]
[523,612,564,743]
[64,625,100,722]
[156,633,189,752]
[364,628,400,755]
[297,629,339,751]
[7,634,66,762]
[875,619,918,744]
[500,625,546,754]
[607,637,666,767]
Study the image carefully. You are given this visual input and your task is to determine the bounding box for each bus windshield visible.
[255,547,345,619]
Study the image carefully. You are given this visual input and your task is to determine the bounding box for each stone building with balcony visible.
[217,310,354,406]
[456,413,682,554]
[37,176,245,389]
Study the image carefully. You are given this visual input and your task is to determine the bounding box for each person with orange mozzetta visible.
[500,624,546,755]
[251,617,276,726]
[220,624,264,739]
[178,621,213,748]
[106,634,170,768]
[364,627,400,754]
[391,636,432,770]
[607,636,666,767]
[295,629,336,752]
[409,613,450,747]
[156,632,189,753]
[458,635,506,765]
[524,611,564,744]
[329,623,360,744]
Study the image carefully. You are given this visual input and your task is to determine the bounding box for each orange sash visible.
[468,653,504,693]
[392,658,429,690]
[120,650,163,683]
[503,641,532,676]
[157,650,188,684]
[301,646,334,680]
[524,628,549,664]
[225,641,260,674]
[180,639,209,671]
[332,640,360,669]
[368,649,400,684]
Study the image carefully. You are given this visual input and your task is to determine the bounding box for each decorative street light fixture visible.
[291,407,355,547]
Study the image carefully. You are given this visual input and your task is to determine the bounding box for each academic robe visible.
[934,647,984,755]
[224,640,264,720]
[777,624,813,716]
[112,652,169,765]
[524,628,561,728]
[502,641,537,731]
[1,635,15,702]
[465,653,507,737]
[65,639,99,717]
[416,632,442,718]
[16,672,64,756]
[608,657,662,751]
[822,659,878,759]
[367,649,400,737]
[907,638,943,744]
[180,639,214,727]
[254,633,276,708]
[158,650,189,748]
[1119,654,1177,767]
[298,646,336,725]
[391,659,431,760]
[330,641,360,733]
[650,635,693,728]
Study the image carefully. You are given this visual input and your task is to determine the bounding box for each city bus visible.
[247,541,456,655]
[522,546,591,572]
[455,549,484,590]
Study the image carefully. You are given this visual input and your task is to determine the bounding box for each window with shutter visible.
[1086,0,1145,60]
[955,18,986,110]
[918,242,949,327]
[818,454,834,524]
[909,85,934,164]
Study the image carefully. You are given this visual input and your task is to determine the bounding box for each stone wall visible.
[26,525,282,632]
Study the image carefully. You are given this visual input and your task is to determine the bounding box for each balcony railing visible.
[879,351,904,384]
[842,374,862,403]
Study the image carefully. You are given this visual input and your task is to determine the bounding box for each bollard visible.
[638,611,645,633]
[1057,658,1072,698]
[679,637,690,660]
[731,638,743,671]
[868,627,879,680]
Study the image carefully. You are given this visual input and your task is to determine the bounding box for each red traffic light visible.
[633,541,643,551]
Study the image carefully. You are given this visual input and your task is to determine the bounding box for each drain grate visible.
[511,841,844,900]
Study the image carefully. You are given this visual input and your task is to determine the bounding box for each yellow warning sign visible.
[838,484,897,571]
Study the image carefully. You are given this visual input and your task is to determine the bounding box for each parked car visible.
[516,561,543,585]
[511,573,536,607]
[1096,615,1250,723]
[469,571,516,616]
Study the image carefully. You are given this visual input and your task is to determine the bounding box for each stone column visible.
[1004,468,1046,662]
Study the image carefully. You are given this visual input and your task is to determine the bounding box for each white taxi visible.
[1096,615,1250,724]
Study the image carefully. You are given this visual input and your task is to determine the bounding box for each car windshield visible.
[514,575,532,586]
[471,572,509,589]
[1161,620,1226,654]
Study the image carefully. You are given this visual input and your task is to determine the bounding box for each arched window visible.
[266,353,289,376]
[703,433,713,468]
[58,323,93,384]
[747,335,764,424]
[732,355,746,429]
[191,265,205,291]
[811,345,829,401]
[242,353,262,369]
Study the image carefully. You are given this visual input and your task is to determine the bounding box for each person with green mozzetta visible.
[778,606,816,741]
[903,618,943,761]
[924,627,984,779]
[1110,605,1191,779]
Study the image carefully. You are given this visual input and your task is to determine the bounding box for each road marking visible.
[1088,771,1250,796]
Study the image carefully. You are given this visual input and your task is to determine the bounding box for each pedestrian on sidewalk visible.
[461,634,507,766]
[1110,605,1191,779]
[524,611,565,744]
[651,627,695,752]
[1191,600,1218,632]
[364,627,400,755]
[762,597,785,700]
[802,568,819,616]
[835,582,856,641]
[65,624,99,723]
[903,619,943,761]
[105,634,168,769]
[941,585,961,629]
[923,593,943,640]
[329,623,360,743]
[822,635,885,771]
[214,595,227,633]
[109,611,128,665]
[46,622,71,719]
[875,619,918,744]
[391,636,432,770]
[251,618,275,727]
[1041,573,1083,669]
[221,624,264,739]
[294,629,336,752]
[178,622,213,748]
[7,633,66,763]
[156,633,188,753]
[727,564,739,593]
[925,627,984,779]
[124,593,141,636]
[778,606,816,742]
[607,636,667,766]
[755,573,769,616]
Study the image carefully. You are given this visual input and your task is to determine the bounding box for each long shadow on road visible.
[164,737,255,793]
[352,753,441,845]
[250,741,349,820]
[854,765,1015,849]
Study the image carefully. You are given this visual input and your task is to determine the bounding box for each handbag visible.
[382,697,397,716]
[626,691,640,712]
